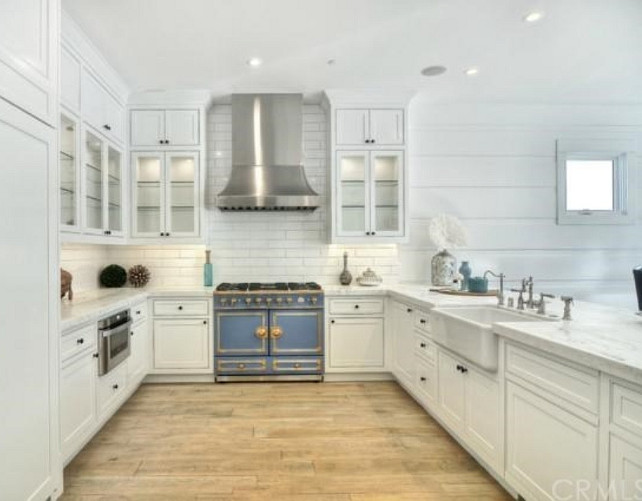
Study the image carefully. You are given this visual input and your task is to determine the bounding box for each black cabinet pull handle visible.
[76,338,84,344]
[103,124,111,131]
[420,319,426,324]
[420,377,426,382]
[93,353,99,358]
[420,343,426,348]
[461,367,468,373]
[406,308,412,313]
[113,384,119,390]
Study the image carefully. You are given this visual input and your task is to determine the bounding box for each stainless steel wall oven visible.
[97,309,132,376]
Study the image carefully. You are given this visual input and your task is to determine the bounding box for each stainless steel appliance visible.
[216,94,320,211]
[213,282,324,382]
[97,309,132,376]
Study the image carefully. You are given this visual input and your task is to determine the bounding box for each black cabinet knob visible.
[330,319,335,324]
[159,139,164,144]
[407,308,413,313]
[136,310,141,315]
[354,304,359,309]
[103,124,111,131]
[178,306,183,310]
[420,319,426,324]
[166,232,170,236]
[130,331,134,336]
[371,139,375,144]
[203,320,207,325]
[113,384,119,390]
[420,343,426,348]
[166,139,170,144]
[420,377,426,382]
[461,367,468,373]
[93,353,99,358]
[371,232,376,236]
[76,338,84,344]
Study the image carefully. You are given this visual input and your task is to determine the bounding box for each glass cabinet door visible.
[60,114,79,229]
[370,151,404,236]
[84,130,104,232]
[166,152,199,236]
[133,153,164,237]
[336,151,369,236]
[107,145,122,234]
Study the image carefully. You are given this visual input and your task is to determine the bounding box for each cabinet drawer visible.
[61,324,97,363]
[611,381,642,439]
[131,301,148,324]
[414,333,435,364]
[415,356,437,405]
[153,299,209,316]
[414,310,430,334]
[506,343,599,414]
[216,358,268,374]
[329,298,384,315]
[96,362,128,416]
[272,357,323,373]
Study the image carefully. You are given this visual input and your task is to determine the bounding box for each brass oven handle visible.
[255,326,268,339]
[270,326,283,339]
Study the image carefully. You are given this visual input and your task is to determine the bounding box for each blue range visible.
[213,282,324,382]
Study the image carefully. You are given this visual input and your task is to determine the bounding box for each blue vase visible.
[204,250,213,287]
[459,261,472,291]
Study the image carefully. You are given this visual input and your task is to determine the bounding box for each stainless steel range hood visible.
[216,94,319,211]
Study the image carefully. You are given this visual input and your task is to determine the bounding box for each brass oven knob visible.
[294,362,301,369]
[270,326,283,339]
[245,298,252,305]
[276,297,283,304]
[255,297,262,304]
[286,297,293,304]
[230,298,238,306]
[237,363,246,370]
[266,298,273,305]
[255,326,268,339]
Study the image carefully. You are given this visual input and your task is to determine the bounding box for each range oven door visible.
[98,319,132,376]
[215,310,269,356]
[269,309,323,356]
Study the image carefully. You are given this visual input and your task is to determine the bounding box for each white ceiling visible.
[62,0,642,104]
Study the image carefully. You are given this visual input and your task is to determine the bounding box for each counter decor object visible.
[339,251,353,285]
[204,249,213,287]
[99,264,127,288]
[458,261,471,290]
[467,276,489,293]
[60,268,73,300]
[428,213,468,286]
[128,264,150,288]
[356,268,383,287]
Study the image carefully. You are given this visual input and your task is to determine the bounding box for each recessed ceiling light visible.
[464,67,480,76]
[421,65,447,77]
[523,11,544,23]
[246,57,263,67]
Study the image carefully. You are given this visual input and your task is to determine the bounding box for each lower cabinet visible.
[609,433,642,499]
[60,350,97,462]
[153,318,210,371]
[437,349,501,472]
[328,317,384,370]
[391,300,415,385]
[128,320,149,384]
[505,381,599,501]
[414,353,437,408]
[97,361,128,416]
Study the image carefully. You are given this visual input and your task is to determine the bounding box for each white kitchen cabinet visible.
[391,300,415,387]
[128,320,150,386]
[81,68,125,144]
[131,108,200,147]
[0,0,58,125]
[83,127,124,238]
[60,350,97,464]
[336,109,404,146]
[0,98,60,500]
[505,381,599,501]
[414,354,437,408]
[437,349,502,472]
[61,43,81,114]
[336,150,404,239]
[96,361,129,417]
[609,433,642,500]
[132,151,201,239]
[328,317,385,370]
[60,112,81,231]
[153,318,210,370]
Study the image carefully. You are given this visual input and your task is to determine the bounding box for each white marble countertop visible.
[60,282,642,384]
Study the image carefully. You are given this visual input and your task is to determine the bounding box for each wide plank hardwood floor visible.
[61,382,513,500]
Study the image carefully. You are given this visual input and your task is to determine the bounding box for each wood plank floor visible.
[61,382,513,500]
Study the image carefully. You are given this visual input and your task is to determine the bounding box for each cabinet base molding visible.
[143,374,216,384]
[324,372,393,382]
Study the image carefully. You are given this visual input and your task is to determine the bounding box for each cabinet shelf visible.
[341,205,366,209]
[60,150,74,161]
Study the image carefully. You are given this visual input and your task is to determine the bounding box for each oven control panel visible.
[214,293,324,310]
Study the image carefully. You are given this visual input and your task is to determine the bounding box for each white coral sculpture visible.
[429,214,468,251]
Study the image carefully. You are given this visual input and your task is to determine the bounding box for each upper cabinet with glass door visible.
[132,151,200,239]
[324,91,412,243]
[60,113,80,232]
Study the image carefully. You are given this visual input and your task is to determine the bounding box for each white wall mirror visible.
[556,138,636,225]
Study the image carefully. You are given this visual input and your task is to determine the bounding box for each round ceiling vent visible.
[421,65,447,77]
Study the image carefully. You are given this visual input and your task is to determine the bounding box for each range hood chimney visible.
[216,94,319,211]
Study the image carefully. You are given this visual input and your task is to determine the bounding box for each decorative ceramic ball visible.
[128,264,151,288]
[99,264,127,288]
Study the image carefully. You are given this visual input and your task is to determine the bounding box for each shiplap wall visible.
[400,98,642,308]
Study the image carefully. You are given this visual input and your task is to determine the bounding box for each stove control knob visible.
[276,297,283,305]
[245,298,252,305]
[286,297,293,304]
[266,298,273,305]
[255,297,262,304]
[220,298,228,306]
[230,298,238,306]
[310,296,318,305]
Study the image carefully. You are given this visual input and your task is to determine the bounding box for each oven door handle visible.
[100,319,133,338]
